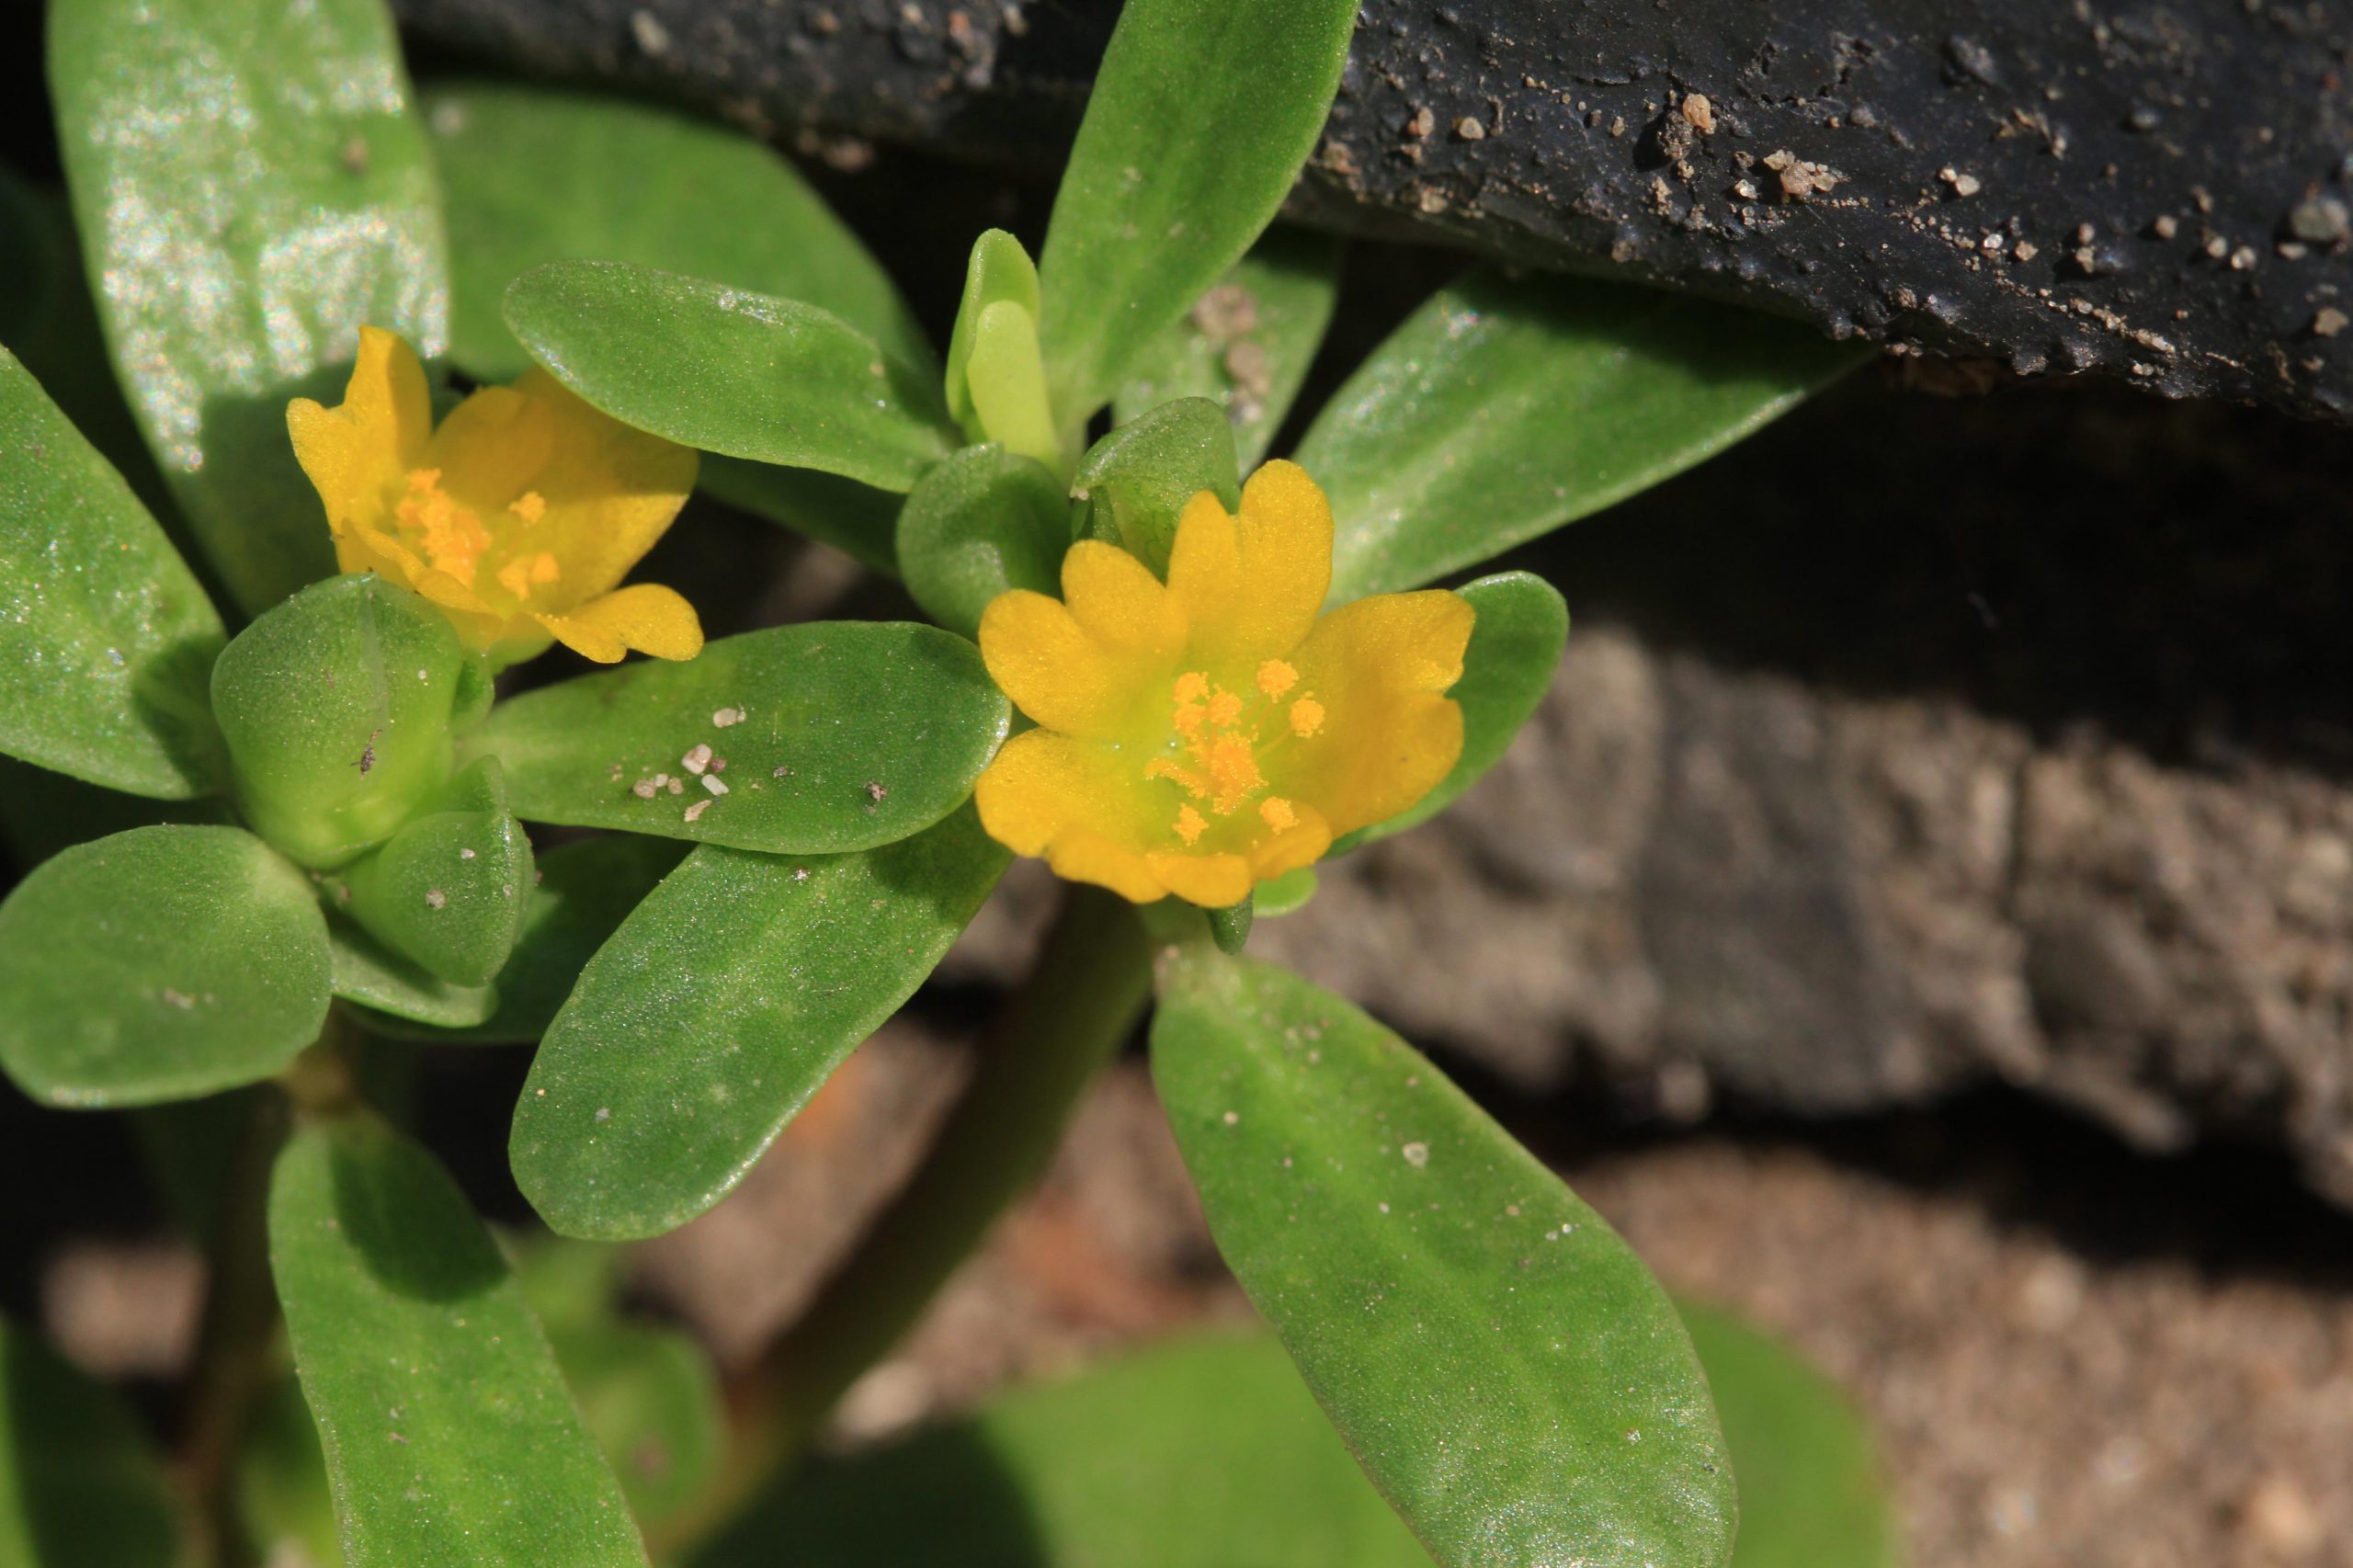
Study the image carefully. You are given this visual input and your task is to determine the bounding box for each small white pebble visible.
[666,778,684,795]
[594,1106,611,1122]
[425,889,447,910]
[702,774,729,796]
[683,799,710,823]
[631,779,658,800]
[1222,1110,1240,1125]
[458,846,475,859]
[711,706,745,727]
[681,744,712,775]
[1403,1142,1430,1166]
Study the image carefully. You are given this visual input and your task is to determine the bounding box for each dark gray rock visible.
[393,0,2353,416]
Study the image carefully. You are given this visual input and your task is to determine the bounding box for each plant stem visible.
[177,1085,290,1568]
[661,883,1154,1553]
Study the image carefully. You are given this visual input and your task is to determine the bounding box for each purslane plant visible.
[0,0,1892,1563]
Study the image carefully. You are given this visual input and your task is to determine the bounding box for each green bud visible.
[210,574,470,869]
[945,229,1076,477]
[1071,396,1239,579]
[330,756,534,987]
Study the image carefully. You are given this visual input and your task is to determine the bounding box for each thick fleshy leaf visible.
[512,807,1006,1240]
[49,0,447,613]
[691,1335,1430,1568]
[466,621,1008,855]
[504,262,952,493]
[1036,0,1358,418]
[1074,397,1239,578]
[234,1378,341,1568]
[428,80,930,382]
[896,446,1070,641]
[514,1243,725,1536]
[1334,571,1568,853]
[0,346,226,800]
[1303,271,1868,602]
[1679,1303,1904,1568]
[945,230,1043,435]
[0,1318,180,1568]
[699,458,904,574]
[364,835,687,1045]
[0,825,331,1108]
[1153,953,1737,1568]
[268,1116,649,1567]
[1114,230,1343,467]
[210,575,472,870]
[329,912,497,1031]
[332,756,534,987]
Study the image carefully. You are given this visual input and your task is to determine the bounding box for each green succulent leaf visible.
[1680,1302,1904,1568]
[1153,951,1737,1568]
[268,1115,649,1567]
[964,299,1065,477]
[328,912,497,1031]
[210,575,470,870]
[362,835,688,1046]
[467,621,1008,856]
[543,1313,724,1534]
[1036,0,1358,419]
[49,0,448,613]
[331,757,534,987]
[1302,271,1868,601]
[1074,396,1239,579]
[1334,571,1567,853]
[699,459,906,575]
[428,81,930,382]
[503,262,953,493]
[0,346,226,800]
[0,1317,181,1568]
[1114,230,1343,468]
[691,1334,1430,1568]
[1207,898,1254,955]
[896,446,1071,641]
[1253,865,1317,917]
[233,1379,341,1568]
[0,825,331,1108]
[512,807,1007,1240]
[945,231,1043,433]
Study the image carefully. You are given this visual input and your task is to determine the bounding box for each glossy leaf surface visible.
[1114,230,1343,467]
[50,0,447,612]
[945,231,1043,434]
[468,621,1007,855]
[693,1335,1430,1568]
[1153,952,1737,1567]
[1335,572,1567,852]
[1037,0,1358,417]
[513,808,1007,1240]
[504,262,952,492]
[1681,1303,1904,1568]
[429,81,929,381]
[269,1117,648,1567]
[1302,272,1866,601]
[1074,397,1238,578]
[896,445,1070,641]
[0,825,331,1108]
[0,347,225,800]
[0,1318,180,1568]
[210,575,469,869]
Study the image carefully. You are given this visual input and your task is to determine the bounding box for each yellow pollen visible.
[1289,696,1325,738]
[394,468,490,586]
[1207,688,1244,728]
[406,468,443,493]
[508,490,548,524]
[1174,804,1207,845]
[1256,659,1298,699]
[1173,671,1210,704]
[1259,796,1297,831]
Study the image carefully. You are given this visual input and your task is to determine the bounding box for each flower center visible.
[392,468,561,608]
[1142,661,1324,846]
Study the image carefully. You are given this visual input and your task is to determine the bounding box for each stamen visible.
[1259,797,1297,831]
[1256,660,1298,699]
[1175,805,1207,845]
[1289,696,1325,738]
[1173,671,1210,704]
[508,491,548,524]
[1207,688,1244,728]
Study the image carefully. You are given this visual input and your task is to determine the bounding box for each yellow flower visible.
[287,327,703,665]
[974,460,1472,908]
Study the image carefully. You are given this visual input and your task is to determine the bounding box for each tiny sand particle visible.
[682,744,712,775]
[684,799,710,823]
[667,778,684,795]
[702,774,729,796]
[459,846,475,859]
[632,779,658,799]
[425,889,447,910]
[1403,1142,1430,1166]
[712,706,745,727]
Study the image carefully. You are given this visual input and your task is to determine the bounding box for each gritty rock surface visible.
[392,0,2353,417]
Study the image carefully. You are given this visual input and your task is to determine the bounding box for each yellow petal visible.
[505,370,697,608]
[978,589,1165,740]
[1144,851,1253,909]
[975,730,1168,903]
[287,325,431,537]
[1061,540,1187,665]
[422,382,556,517]
[1165,459,1333,665]
[1249,805,1333,881]
[1285,590,1474,835]
[534,583,705,665]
